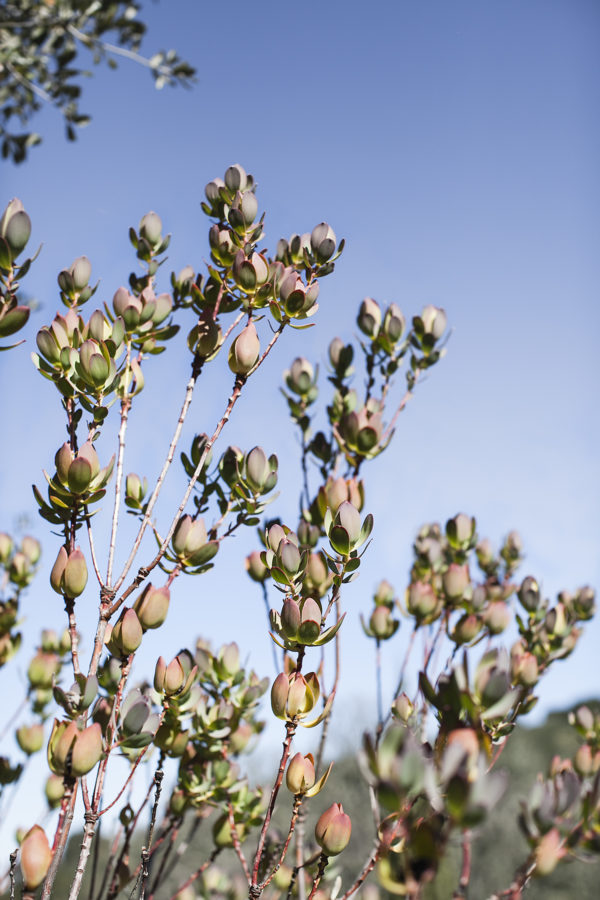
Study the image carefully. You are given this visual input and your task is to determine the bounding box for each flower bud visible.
[71,723,103,776]
[20,825,52,890]
[545,602,570,638]
[329,501,361,555]
[511,649,539,687]
[279,271,319,317]
[328,337,354,377]
[374,580,395,606]
[442,563,470,601]
[228,322,260,374]
[219,642,240,678]
[139,211,162,246]
[281,599,301,638]
[451,613,482,644]
[381,303,405,346]
[109,608,143,655]
[286,752,316,794]
[233,189,258,228]
[245,551,269,582]
[482,601,510,635]
[125,472,147,507]
[27,651,60,689]
[187,313,222,357]
[209,224,237,265]
[133,584,170,630]
[271,671,319,720]
[368,605,398,640]
[69,256,92,292]
[577,744,600,777]
[246,446,277,493]
[357,297,381,338]
[413,305,447,347]
[278,540,302,577]
[224,164,249,192]
[1,198,31,259]
[45,774,65,809]
[311,223,337,263]
[315,803,351,855]
[233,249,269,293]
[407,582,439,622]
[392,693,414,724]
[172,515,209,565]
[0,531,13,563]
[518,576,541,612]
[16,723,44,755]
[285,357,316,396]
[573,585,595,620]
[446,513,476,550]
[155,655,186,695]
[63,548,88,597]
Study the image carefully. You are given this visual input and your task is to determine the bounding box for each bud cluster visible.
[0,198,34,346]
[361,580,400,641]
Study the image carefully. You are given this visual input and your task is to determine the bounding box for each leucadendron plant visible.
[0,166,596,900]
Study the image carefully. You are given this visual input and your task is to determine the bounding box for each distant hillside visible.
[20,702,599,898]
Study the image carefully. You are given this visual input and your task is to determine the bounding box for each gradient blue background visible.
[1,0,598,847]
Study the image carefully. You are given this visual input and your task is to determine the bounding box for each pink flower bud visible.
[228,322,260,374]
[71,723,103,776]
[20,825,52,890]
[63,548,88,597]
[134,584,170,630]
[286,752,316,794]
[315,802,351,855]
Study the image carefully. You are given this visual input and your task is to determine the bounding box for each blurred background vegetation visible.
[28,701,597,899]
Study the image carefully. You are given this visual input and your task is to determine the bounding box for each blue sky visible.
[1,0,599,844]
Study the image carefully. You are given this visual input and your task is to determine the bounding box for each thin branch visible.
[41,780,78,900]
[113,356,204,594]
[138,760,164,899]
[99,745,150,816]
[337,846,381,900]
[67,25,179,78]
[9,849,17,900]
[261,582,281,674]
[114,322,285,605]
[252,720,297,885]
[453,829,472,899]
[380,371,420,444]
[106,343,133,586]
[166,848,221,900]
[85,515,104,588]
[261,796,302,889]
[228,802,251,883]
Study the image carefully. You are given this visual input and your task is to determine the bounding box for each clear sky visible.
[1,0,599,846]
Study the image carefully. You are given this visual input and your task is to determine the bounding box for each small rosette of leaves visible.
[34,441,114,526]
[0,198,37,349]
[166,515,219,573]
[270,595,345,650]
[361,580,400,640]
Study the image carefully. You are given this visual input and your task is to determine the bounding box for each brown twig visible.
[261,795,303,889]
[337,845,381,900]
[166,847,221,900]
[229,801,251,883]
[453,829,472,899]
[106,342,133,586]
[9,849,17,900]
[41,780,77,899]
[138,760,164,899]
[252,719,297,886]
[307,852,329,900]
